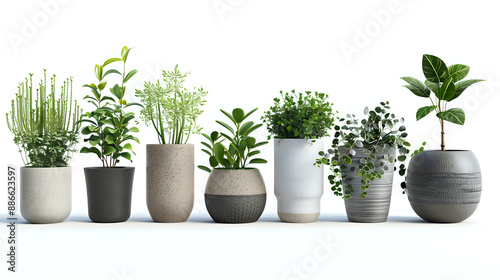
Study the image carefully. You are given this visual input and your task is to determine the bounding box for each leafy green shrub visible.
[317,102,420,198]
[198,108,268,172]
[135,64,207,144]
[261,90,336,140]
[6,69,81,167]
[401,54,484,151]
[80,46,141,168]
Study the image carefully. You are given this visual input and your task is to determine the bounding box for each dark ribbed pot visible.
[84,167,135,223]
[406,150,481,223]
[205,169,266,223]
[341,147,395,223]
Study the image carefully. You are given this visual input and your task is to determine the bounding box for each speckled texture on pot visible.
[147,144,194,223]
[406,150,482,223]
[341,147,395,223]
[204,169,267,223]
[20,167,71,224]
[205,169,266,195]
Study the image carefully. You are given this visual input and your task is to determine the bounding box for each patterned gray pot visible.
[205,169,266,223]
[341,147,395,223]
[146,144,194,222]
[20,167,72,224]
[406,150,481,223]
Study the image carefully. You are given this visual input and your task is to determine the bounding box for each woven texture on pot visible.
[341,147,395,223]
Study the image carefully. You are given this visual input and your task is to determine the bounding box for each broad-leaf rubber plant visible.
[6,69,81,167]
[316,102,418,198]
[80,46,141,168]
[261,90,336,140]
[198,108,268,173]
[135,64,207,144]
[401,54,484,151]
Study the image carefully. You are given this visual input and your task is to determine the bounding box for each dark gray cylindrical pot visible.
[147,144,194,223]
[341,147,395,223]
[84,167,135,223]
[406,150,481,223]
[205,169,266,223]
[20,167,72,224]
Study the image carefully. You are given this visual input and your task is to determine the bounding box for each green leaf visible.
[213,142,226,164]
[121,46,132,62]
[201,149,212,157]
[239,121,254,135]
[249,158,267,164]
[220,109,236,125]
[437,108,465,125]
[232,108,245,123]
[401,77,431,97]
[422,54,448,83]
[104,134,115,144]
[123,143,133,151]
[210,131,219,142]
[437,77,456,101]
[246,137,256,148]
[247,150,260,158]
[103,145,116,156]
[343,156,352,165]
[124,69,138,83]
[128,127,139,133]
[424,80,439,95]
[238,140,247,157]
[103,57,122,67]
[416,105,437,121]
[198,165,212,173]
[243,123,262,136]
[103,69,121,78]
[83,84,100,100]
[209,156,218,168]
[121,152,132,161]
[451,79,484,101]
[243,108,258,120]
[216,121,235,135]
[110,84,123,100]
[447,64,470,82]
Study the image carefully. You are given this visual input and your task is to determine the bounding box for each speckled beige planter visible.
[20,167,71,224]
[205,169,267,223]
[147,144,194,222]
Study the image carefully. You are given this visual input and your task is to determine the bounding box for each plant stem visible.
[440,119,445,151]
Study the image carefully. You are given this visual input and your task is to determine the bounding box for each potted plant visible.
[6,69,81,223]
[401,54,484,223]
[261,90,336,223]
[317,102,413,222]
[198,108,268,223]
[135,64,207,223]
[79,46,141,223]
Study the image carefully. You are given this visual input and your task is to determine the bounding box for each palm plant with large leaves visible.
[401,54,484,150]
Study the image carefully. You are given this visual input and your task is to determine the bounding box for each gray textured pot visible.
[20,167,71,224]
[341,147,395,223]
[406,150,481,223]
[205,169,266,223]
[147,144,194,222]
[84,167,134,223]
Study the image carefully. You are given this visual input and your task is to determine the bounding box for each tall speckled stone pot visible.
[20,167,72,224]
[84,167,134,223]
[406,150,481,223]
[341,147,395,223]
[147,144,194,223]
[205,169,266,223]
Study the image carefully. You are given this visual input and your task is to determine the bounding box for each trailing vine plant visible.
[316,102,422,198]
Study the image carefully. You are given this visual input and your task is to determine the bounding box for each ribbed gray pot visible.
[341,147,395,223]
[20,167,72,224]
[147,144,194,223]
[406,150,481,223]
[84,167,134,223]
[205,169,266,223]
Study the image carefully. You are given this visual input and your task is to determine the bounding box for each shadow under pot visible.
[146,144,194,223]
[406,150,481,223]
[84,167,135,223]
[340,146,396,223]
[20,166,72,224]
[205,169,266,223]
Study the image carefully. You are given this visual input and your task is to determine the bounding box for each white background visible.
[1,0,499,279]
